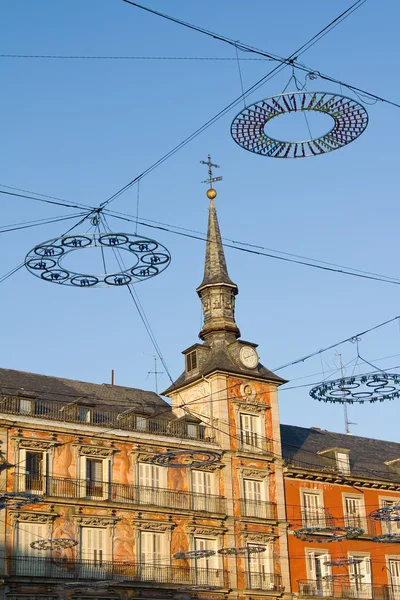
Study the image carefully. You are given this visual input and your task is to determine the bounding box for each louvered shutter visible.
[389,560,400,587]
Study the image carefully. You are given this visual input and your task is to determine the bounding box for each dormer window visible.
[336,452,350,475]
[186,350,197,372]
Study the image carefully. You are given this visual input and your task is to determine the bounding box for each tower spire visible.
[197,156,240,341]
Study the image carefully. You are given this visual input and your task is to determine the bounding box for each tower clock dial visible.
[239,346,259,369]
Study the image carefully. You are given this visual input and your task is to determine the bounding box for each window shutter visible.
[307,552,316,579]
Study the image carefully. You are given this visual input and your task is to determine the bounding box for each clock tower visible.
[163,186,290,594]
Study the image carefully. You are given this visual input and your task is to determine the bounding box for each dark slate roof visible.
[197,199,237,290]
[0,368,171,415]
[281,424,400,483]
[163,344,286,395]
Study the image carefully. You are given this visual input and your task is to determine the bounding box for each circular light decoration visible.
[218,546,266,556]
[25,233,171,288]
[324,557,362,567]
[152,450,221,469]
[174,549,216,560]
[231,91,368,159]
[310,373,400,404]
[30,538,78,551]
[372,533,400,543]
[0,492,40,510]
[370,505,400,522]
[293,526,364,543]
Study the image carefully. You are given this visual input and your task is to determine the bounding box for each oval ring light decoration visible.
[231,91,368,158]
[25,232,171,288]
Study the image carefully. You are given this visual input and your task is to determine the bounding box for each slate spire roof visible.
[196,198,237,292]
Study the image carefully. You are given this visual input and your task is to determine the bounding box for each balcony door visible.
[240,413,260,451]
[80,527,110,578]
[302,492,324,527]
[388,559,400,599]
[14,522,49,576]
[18,450,46,494]
[247,543,273,590]
[192,470,212,511]
[307,551,332,596]
[349,555,372,599]
[138,463,166,506]
[243,479,264,518]
[194,538,219,586]
[140,531,167,581]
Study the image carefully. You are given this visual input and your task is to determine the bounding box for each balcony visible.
[239,435,272,455]
[245,572,283,592]
[16,475,227,514]
[301,508,332,528]
[0,396,213,442]
[239,499,277,520]
[298,580,400,599]
[299,511,375,536]
[6,556,229,588]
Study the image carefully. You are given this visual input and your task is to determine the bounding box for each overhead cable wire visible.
[0,54,272,61]
[121,0,400,110]
[100,2,360,209]
[0,212,90,235]
[104,210,400,286]
[0,188,94,212]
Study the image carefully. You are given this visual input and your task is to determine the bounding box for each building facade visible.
[281,425,400,600]
[0,197,290,600]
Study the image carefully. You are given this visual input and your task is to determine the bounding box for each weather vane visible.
[200,154,222,200]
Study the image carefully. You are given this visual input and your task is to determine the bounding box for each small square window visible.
[186,351,197,372]
[336,452,350,474]
[19,399,32,414]
[79,407,91,423]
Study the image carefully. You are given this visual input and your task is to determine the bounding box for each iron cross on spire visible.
[200,154,222,199]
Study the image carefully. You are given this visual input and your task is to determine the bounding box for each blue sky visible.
[1,0,400,443]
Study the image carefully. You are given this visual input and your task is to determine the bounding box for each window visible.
[246,543,274,590]
[19,399,33,414]
[381,499,400,534]
[79,456,110,500]
[336,452,350,474]
[79,407,91,423]
[18,449,47,494]
[136,415,147,431]
[186,351,197,372]
[138,463,167,506]
[349,555,372,598]
[192,470,212,511]
[187,423,198,438]
[302,491,325,527]
[344,495,366,530]
[140,531,168,581]
[388,559,400,597]
[194,538,220,586]
[14,521,49,576]
[25,452,44,493]
[240,413,260,451]
[306,550,332,596]
[243,479,265,518]
[80,527,110,577]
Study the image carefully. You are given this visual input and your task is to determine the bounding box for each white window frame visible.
[301,489,325,527]
[336,451,350,475]
[140,530,169,582]
[343,493,366,530]
[380,497,400,534]
[348,552,372,597]
[79,455,110,500]
[242,478,268,518]
[247,542,274,589]
[386,555,400,593]
[18,448,47,494]
[193,537,221,585]
[305,549,332,596]
[239,412,262,452]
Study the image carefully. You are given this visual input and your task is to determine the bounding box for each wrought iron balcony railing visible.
[301,508,332,528]
[298,579,400,599]
[239,499,278,520]
[239,434,271,454]
[245,572,283,591]
[7,556,229,588]
[300,510,375,536]
[15,475,227,514]
[0,396,213,442]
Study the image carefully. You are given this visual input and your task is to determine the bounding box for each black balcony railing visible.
[15,475,227,514]
[300,510,375,536]
[0,396,213,442]
[239,499,277,520]
[7,556,228,588]
[298,579,400,599]
[245,572,283,591]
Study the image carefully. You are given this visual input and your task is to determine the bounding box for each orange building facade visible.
[281,425,400,600]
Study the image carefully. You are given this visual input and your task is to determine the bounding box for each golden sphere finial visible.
[206,188,217,200]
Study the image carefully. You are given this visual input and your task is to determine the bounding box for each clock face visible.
[239,346,259,369]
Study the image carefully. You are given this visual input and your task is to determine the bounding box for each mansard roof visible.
[281,423,400,483]
[0,367,170,416]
